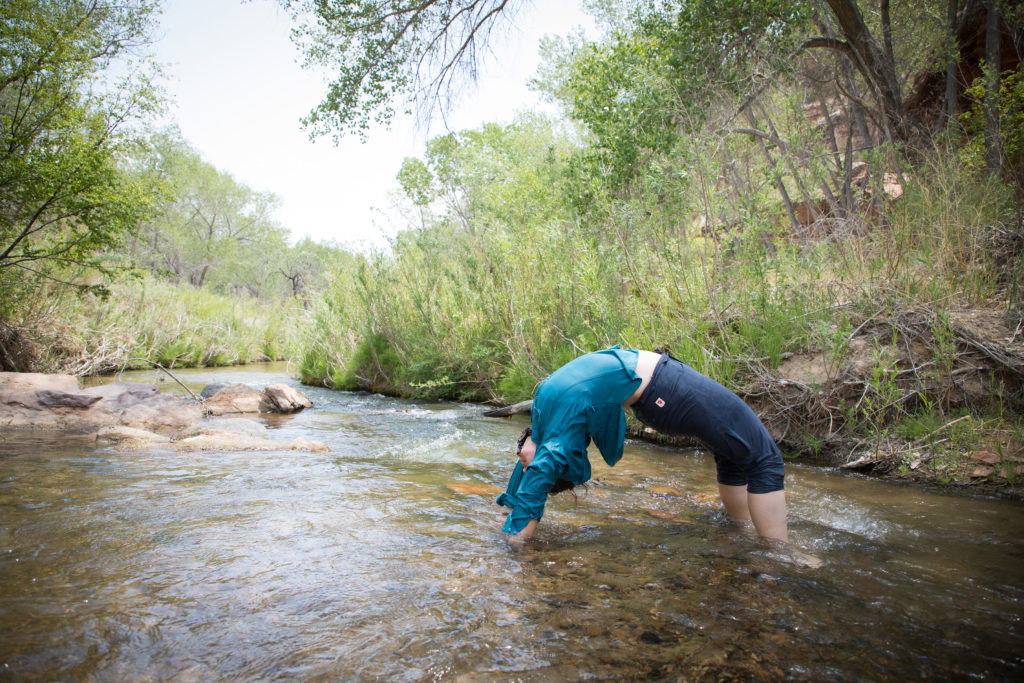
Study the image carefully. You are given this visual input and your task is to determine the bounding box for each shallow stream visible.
[1,363,1022,680]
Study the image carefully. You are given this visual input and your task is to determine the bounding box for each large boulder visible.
[0,372,80,393]
[0,373,202,433]
[203,383,263,415]
[87,382,203,433]
[259,383,313,413]
[202,383,313,415]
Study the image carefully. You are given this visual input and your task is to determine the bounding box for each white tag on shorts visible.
[655,397,665,408]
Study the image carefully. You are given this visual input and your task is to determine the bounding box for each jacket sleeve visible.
[501,444,566,534]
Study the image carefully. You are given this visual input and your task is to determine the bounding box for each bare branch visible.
[723,127,789,150]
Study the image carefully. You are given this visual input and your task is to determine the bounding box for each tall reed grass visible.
[12,275,297,375]
[298,125,1016,416]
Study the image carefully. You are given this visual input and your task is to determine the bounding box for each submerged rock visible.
[96,425,172,449]
[174,432,328,453]
[447,482,503,497]
[179,417,269,440]
[177,416,330,451]
[287,437,329,453]
[92,420,329,453]
[95,419,328,453]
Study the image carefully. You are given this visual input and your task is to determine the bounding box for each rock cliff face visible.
[0,372,203,433]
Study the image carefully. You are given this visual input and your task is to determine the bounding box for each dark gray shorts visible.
[631,353,784,493]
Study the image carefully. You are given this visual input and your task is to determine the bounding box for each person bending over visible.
[496,347,788,542]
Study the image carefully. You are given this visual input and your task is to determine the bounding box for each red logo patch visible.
[655,397,665,408]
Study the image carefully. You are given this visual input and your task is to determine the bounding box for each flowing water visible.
[1,363,1022,681]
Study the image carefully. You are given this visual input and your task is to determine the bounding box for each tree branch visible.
[723,127,789,150]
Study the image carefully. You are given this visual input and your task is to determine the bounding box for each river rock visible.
[259,383,313,413]
[179,417,269,440]
[93,419,328,453]
[0,373,202,433]
[174,432,329,453]
[96,425,171,449]
[203,383,262,415]
[203,383,313,415]
[199,382,229,399]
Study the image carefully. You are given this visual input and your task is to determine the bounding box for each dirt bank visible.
[678,303,1024,499]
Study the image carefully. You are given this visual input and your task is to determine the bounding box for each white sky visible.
[152,0,594,249]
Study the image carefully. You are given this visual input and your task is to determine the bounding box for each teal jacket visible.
[499,347,642,534]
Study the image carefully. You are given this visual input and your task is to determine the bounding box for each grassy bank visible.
[1,275,298,376]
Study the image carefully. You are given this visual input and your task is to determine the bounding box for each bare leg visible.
[510,519,538,544]
[748,490,788,542]
[717,483,752,521]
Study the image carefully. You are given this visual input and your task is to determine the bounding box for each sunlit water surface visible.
[1,363,1022,680]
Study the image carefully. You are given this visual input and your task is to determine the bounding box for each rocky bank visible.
[0,372,327,453]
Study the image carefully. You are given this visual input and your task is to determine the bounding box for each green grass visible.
[19,275,298,375]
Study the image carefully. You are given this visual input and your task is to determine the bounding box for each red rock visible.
[971,450,1000,464]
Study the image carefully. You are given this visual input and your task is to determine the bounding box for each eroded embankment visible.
[676,305,1024,498]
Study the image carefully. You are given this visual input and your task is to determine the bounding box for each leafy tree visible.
[803,0,911,141]
[130,131,290,297]
[410,112,573,233]
[961,64,1024,217]
[276,237,344,305]
[535,1,812,186]
[0,0,161,304]
[281,0,523,139]
[283,0,1017,154]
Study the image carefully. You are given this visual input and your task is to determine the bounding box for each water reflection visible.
[1,364,1022,680]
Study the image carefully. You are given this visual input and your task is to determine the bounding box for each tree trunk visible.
[880,0,896,90]
[755,99,820,222]
[822,0,909,141]
[944,0,961,123]
[984,1,1002,174]
[814,11,874,146]
[743,107,800,234]
[481,399,532,417]
[808,78,845,208]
